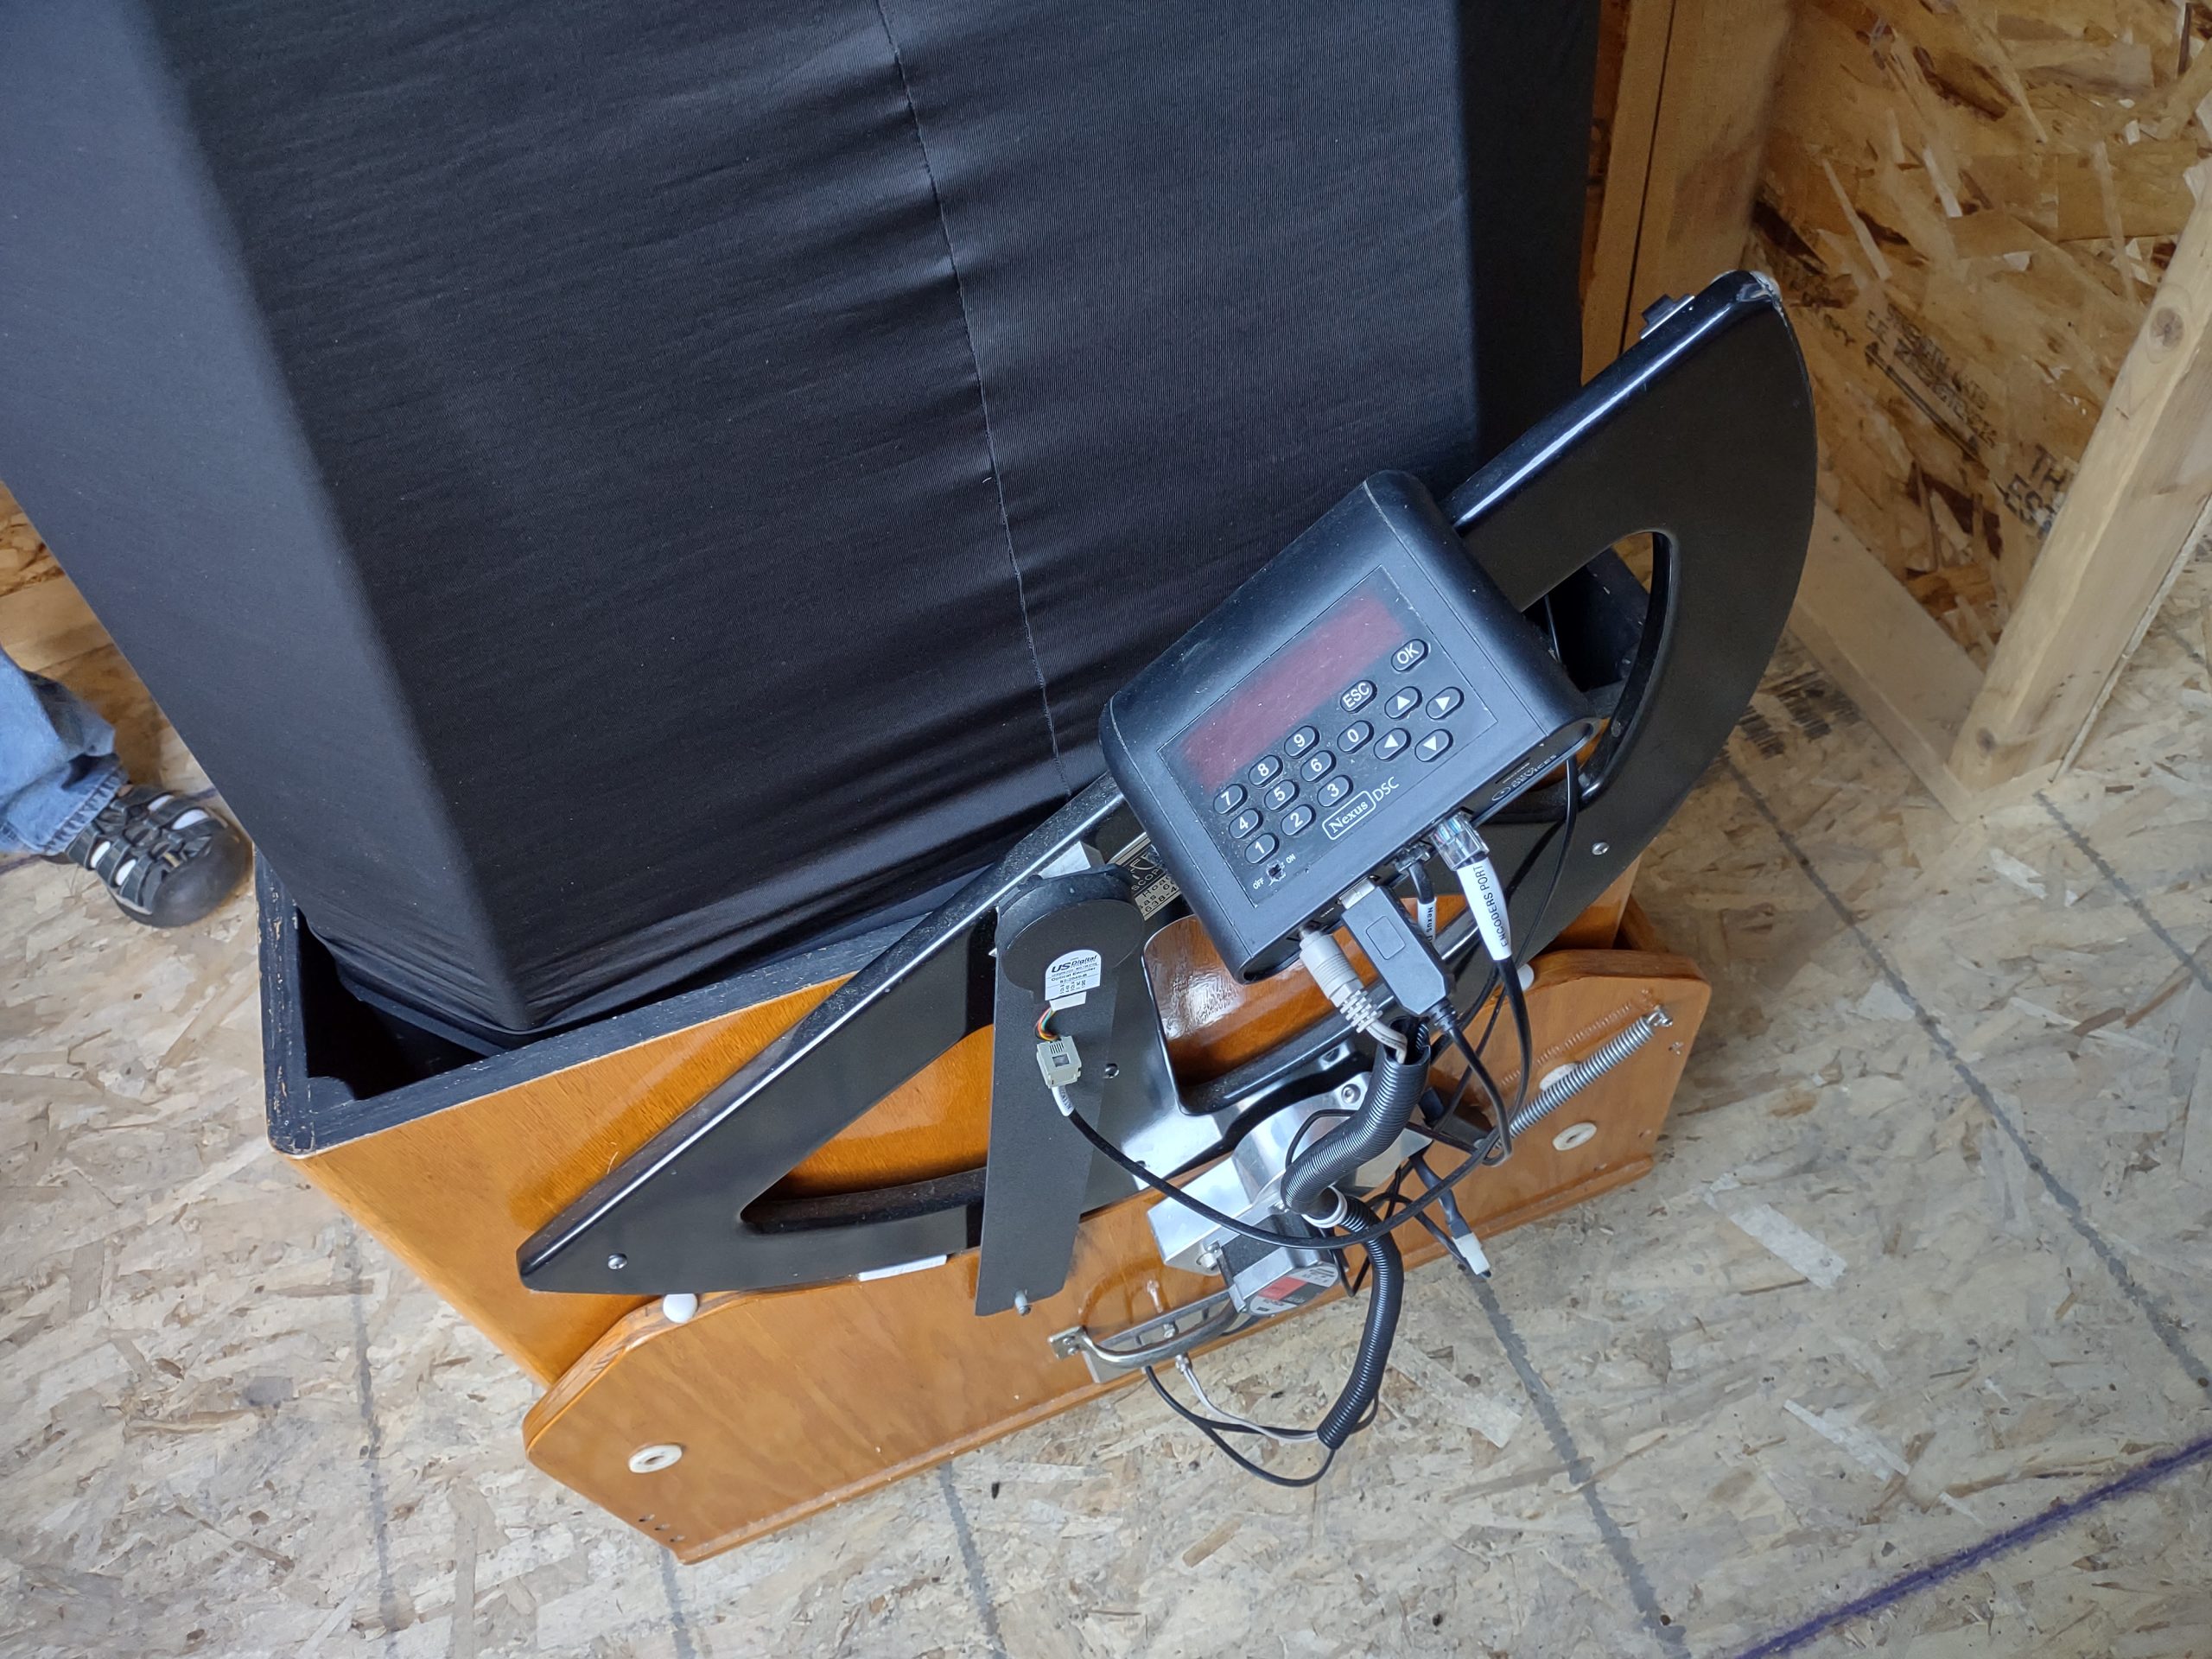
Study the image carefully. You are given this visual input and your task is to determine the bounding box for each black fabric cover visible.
[0,1,1597,1043]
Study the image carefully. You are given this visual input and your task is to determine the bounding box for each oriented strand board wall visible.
[1586,0,1639,301]
[0,484,105,677]
[2,485,61,608]
[1753,0,2212,665]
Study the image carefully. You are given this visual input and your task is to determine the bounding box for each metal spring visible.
[1507,1007,1672,1139]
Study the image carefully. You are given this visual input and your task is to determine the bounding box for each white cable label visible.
[1464,855,1514,963]
[1044,948,1103,1006]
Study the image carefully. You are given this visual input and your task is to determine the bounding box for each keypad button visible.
[1385,687,1422,720]
[1338,720,1373,752]
[1375,727,1412,760]
[1339,680,1376,713]
[1248,755,1283,786]
[1281,804,1316,836]
[1230,807,1262,837]
[1299,750,1336,782]
[1391,639,1428,672]
[1213,783,1246,815]
[1316,776,1353,808]
[1283,725,1319,757]
[1415,729,1452,762]
[1426,686,1464,720]
[1244,833,1279,864]
[1263,778,1299,811]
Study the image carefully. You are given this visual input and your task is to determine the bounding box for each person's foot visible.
[52,787,250,926]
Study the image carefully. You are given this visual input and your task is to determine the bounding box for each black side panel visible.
[0,3,518,1022]
[0,2,1598,1044]
[879,2,1560,767]
[1458,0,1604,461]
[144,0,1052,1032]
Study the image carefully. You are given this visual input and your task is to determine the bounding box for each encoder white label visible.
[1044,948,1104,1006]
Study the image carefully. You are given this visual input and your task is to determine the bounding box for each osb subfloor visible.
[4,563,2210,1659]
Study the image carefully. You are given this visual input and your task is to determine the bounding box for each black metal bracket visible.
[974,862,1143,1315]
[514,270,1815,1300]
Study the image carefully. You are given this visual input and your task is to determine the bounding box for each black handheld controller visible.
[1101,472,1592,981]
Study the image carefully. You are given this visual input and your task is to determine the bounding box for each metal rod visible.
[1506,1007,1672,1139]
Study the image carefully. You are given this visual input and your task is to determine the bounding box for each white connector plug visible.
[1297,925,1407,1058]
[1035,1033,1082,1115]
[1433,815,1513,964]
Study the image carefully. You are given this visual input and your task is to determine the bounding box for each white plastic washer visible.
[627,1443,684,1474]
[1551,1122,1598,1152]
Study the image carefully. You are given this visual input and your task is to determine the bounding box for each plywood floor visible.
[3,560,2209,1658]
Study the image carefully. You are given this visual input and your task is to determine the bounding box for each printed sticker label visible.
[1044,948,1104,1004]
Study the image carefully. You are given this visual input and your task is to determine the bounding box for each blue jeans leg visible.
[0,650,126,855]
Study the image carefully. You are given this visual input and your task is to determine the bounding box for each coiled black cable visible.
[1315,1196,1400,1448]
[1281,1027,1428,1222]
[1065,1085,1497,1255]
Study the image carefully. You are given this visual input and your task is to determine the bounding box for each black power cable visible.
[1143,1369,1338,1487]
[1065,1106,1498,1256]
[1497,957,1538,1157]
[1098,755,1591,1486]
[1440,753,1582,1129]
[1517,753,1583,963]
[1142,1368,1386,1486]
[1068,758,1588,1255]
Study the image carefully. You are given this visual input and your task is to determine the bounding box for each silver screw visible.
[607,1253,627,1271]
[1338,1082,1361,1105]
[1013,1291,1032,1316]
[1103,1061,1120,1079]
[1591,841,1610,856]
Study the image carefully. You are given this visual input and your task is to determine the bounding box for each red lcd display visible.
[1176,578,1407,792]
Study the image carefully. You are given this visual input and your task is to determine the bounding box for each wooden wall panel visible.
[1752,0,2212,664]
[1584,0,1662,377]
[1629,0,1799,323]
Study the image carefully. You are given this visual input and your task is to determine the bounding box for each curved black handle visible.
[1443,270,1817,956]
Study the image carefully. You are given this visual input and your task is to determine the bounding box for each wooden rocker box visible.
[248,270,1821,1563]
[258,862,1707,1563]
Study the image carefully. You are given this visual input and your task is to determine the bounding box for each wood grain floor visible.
[3,556,2209,1656]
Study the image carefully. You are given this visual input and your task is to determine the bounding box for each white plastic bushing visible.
[627,1443,684,1474]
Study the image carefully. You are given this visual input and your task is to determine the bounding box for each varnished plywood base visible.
[279,882,1644,1386]
[523,931,1707,1560]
